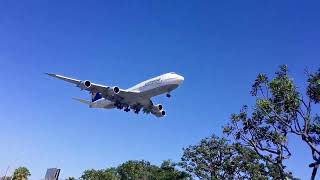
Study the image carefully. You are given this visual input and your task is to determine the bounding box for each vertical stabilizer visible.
[91,92,102,102]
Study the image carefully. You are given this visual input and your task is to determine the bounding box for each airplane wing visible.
[140,99,166,117]
[46,73,139,100]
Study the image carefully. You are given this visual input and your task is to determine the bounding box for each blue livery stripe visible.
[92,92,102,102]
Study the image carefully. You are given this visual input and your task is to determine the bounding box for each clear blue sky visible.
[0,0,319,179]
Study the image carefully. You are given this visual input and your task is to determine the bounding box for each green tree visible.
[80,160,190,180]
[232,143,269,179]
[225,65,320,179]
[180,134,267,180]
[249,66,320,179]
[66,177,77,180]
[117,160,160,180]
[12,167,31,180]
[304,69,320,179]
[224,104,292,179]
[103,168,120,180]
[223,66,298,179]
[156,160,191,180]
[80,168,119,180]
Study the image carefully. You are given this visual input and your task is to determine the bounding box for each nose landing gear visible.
[166,93,171,98]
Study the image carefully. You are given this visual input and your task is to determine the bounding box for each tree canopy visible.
[80,160,191,180]
[12,167,31,180]
[224,65,320,179]
[66,178,77,180]
[180,134,270,179]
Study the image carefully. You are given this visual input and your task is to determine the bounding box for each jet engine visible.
[150,104,166,117]
[80,80,92,90]
[156,104,163,111]
[160,110,166,116]
[152,104,163,112]
[152,108,166,117]
[113,86,120,94]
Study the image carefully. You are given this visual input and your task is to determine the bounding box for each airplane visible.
[46,72,184,117]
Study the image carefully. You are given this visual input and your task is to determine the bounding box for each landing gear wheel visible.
[134,109,140,114]
[124,108,130,112]
[166,93,171,98]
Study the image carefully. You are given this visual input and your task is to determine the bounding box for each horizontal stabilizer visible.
[72,98,92,105]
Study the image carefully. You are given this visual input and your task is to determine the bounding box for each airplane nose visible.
[179,75,184,81]
[177,75,184,84]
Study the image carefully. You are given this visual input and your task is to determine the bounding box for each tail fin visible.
[72,98,92,105]
[91,92,102,102]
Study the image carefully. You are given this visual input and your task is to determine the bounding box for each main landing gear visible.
[120,103,141,114]
[134,108,140,114]
[124,107,130,112]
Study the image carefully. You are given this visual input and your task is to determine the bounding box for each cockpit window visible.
[170,72,176,74]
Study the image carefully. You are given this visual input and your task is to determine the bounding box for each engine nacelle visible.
[150,104,165,117]
[80,80,91,90]
[156,104,163,111]
[152,104,163,112]
[160,110,166,116]
[152,109,166,117]
[113,86,120,94]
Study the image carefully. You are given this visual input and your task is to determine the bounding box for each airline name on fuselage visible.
[143,78,162,88]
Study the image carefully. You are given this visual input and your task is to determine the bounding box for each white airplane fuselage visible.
[90,72,184,109]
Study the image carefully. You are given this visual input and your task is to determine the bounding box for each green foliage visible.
[225,65,320,179]
[80,160,190,180]
[117,160,156,180]
[66,177,77,180]
[180,135,232,179]
[180,135,269,179]
[80,168,119,180]
[12,167,31,180]
[224,65,304,179]
[157,160,190,180]
[310,115,320,145]
[224,105,292,177]
[307,69,320,103]
[232,143,269,179]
